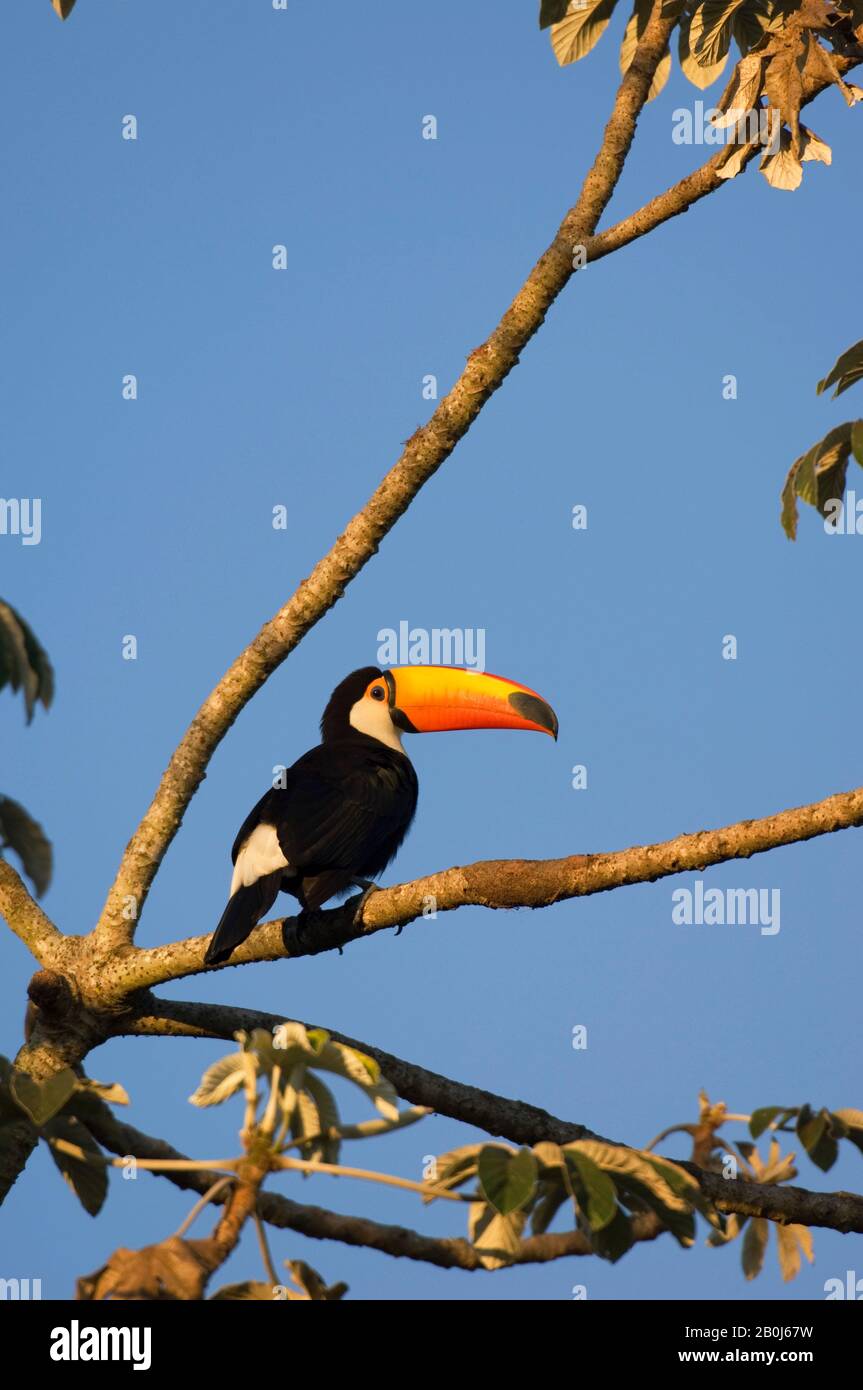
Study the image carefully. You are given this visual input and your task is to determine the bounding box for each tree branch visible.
[93,4,675,952]
[120,781,863,988]
[114,998,863,1237]
[81,1099,662,1270]
[586,48,862,268]
[0,859,61,964]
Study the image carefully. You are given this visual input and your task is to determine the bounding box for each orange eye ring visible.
[370,685,386,701]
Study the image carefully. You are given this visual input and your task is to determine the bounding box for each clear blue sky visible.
[3,0,862,1301]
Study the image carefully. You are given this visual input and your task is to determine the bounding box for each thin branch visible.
[174,1176,236,1238]
[274,1153,473,1203]
[48,1137,240,1174]
[93,4,675,952]
[121,781,863,988]
[80,1097,662,1268]
[586,50,862,269]
[115,998,863,1238]
[644,1124,697,1152]
[278,1108,430,1151]
[252,1209,280,1287]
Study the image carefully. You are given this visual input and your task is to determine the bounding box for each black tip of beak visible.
[508,691,559,740]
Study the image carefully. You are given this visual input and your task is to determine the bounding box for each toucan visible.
[204,665,558,965]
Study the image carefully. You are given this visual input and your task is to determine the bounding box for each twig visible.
[275,1153,473,1203]
[253,1210,280,1287]
[174,1176,237,1238]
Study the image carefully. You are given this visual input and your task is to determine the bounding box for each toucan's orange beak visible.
[384,666,558,739]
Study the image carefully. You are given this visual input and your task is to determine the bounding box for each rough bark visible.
[115,998,863,1237]
[83,1099,663,1270]
[121,782,863,985]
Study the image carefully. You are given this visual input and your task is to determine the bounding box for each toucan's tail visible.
[204,873,281,966]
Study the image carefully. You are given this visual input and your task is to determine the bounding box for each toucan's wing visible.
[230,790,278,864]
[272,741,417,873]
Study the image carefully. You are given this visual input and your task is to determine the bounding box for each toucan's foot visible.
[351,879,381,927]
[294,906,323,945]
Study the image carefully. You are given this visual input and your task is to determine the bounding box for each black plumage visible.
[205,668,418,965]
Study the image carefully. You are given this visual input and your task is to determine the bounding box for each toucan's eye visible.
[370,685,386,701]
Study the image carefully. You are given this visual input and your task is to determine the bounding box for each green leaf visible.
[749,1105,796,1139]
[550,0,619,66]
[817,339,863,400]
[44,1115,108,1216]
[567,1139,700,1248]
[530,1179,570,1235]
[271,1022,318,1065]
[287,1084,319,1159]
[424,1144,482,1202]
[10,1067,76,1126]
[368,1079,400,1123]
[305,1027,330,1055]
[641,1154,724,1229]
[781,422,854,538]
[468,1201,527,1269]
[300,1072,340,1162]
[307,1037,380,1088]
[0,602,54,722]
[850,422,863,468]
[564,1149,618,1231]
[189,1054,248,1107]
[797,1105,840,1172]
[742,1216,769,1279]
[540,0,573,26]
[0,796,52,897]
[590,1206,636,1263]
[478,1144,538,1216]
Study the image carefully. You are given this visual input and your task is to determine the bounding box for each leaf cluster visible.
[782,339,863,536]
[425,1136,721,1268]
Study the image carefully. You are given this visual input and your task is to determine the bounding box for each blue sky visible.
[2,0,862,1301]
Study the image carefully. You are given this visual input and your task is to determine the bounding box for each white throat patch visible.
[349,696,404,752]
